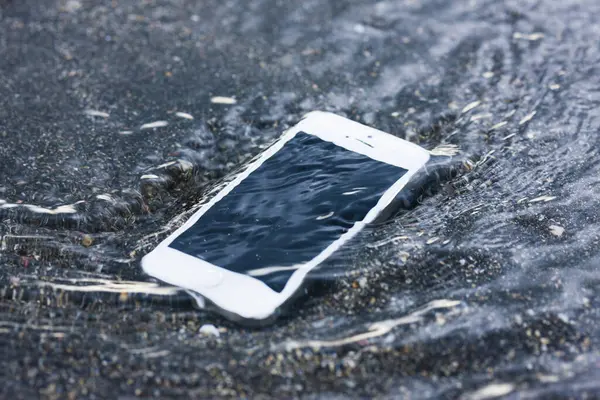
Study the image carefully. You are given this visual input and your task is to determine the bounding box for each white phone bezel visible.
[141,111,430,321]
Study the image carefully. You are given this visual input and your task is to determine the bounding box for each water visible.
[2,0,600,397]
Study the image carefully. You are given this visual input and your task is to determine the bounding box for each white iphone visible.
[142,111,430,323]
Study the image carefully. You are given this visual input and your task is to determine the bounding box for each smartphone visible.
[142,111,430,324]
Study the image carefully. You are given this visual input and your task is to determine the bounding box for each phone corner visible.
[420,148,432,166]
[403,144,431,172]
[139,250,156,275]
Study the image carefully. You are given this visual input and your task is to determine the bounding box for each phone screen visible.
[169,132,407,292]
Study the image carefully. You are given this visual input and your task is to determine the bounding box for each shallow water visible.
[2,0,600,398]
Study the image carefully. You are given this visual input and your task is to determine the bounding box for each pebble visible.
[81,234,93,247]
[549,224,565,237]
[490,121,508,131]
[199,324,220,337]
[464,382,515,400]
[461,100,481,114]
[140,121,168,130]
[529,195,556,203]
[175,112,194,120]
[426,237,439,245]
[84,109,109,118]
[8,204,79,214]
[96,194,116,203]
[513,32,544,41]
[210,96,237,105]
[519,111,536,125]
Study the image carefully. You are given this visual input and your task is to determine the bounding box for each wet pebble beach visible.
[2,0,600,398]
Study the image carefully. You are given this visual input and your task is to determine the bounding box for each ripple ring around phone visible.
[142,111,431,324]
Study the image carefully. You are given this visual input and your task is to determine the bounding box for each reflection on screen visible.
[169,132,406,292]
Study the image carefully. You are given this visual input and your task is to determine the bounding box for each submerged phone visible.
[142,111,430,323]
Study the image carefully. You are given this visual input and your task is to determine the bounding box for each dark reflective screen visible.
[169,132,406,291]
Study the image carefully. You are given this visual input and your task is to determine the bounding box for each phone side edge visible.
[276,150,429,304]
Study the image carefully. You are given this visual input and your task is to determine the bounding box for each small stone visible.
[84,109,109,118]
[467,382,515,400]
[140,174,160,180]
[529,195,556,203]
[436,313,446,325]
[426,237,439,245]
[65,0,82,13]
[81,234,93,247]
[519,111,536,125]
[461,100,481,114]
[490,121,507,131]
[549,224,564,237]
[140,121,168,130]
[210,96,237,105]
[513,32,544,41]
[175,112,194,120]
[199,324,220,337]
